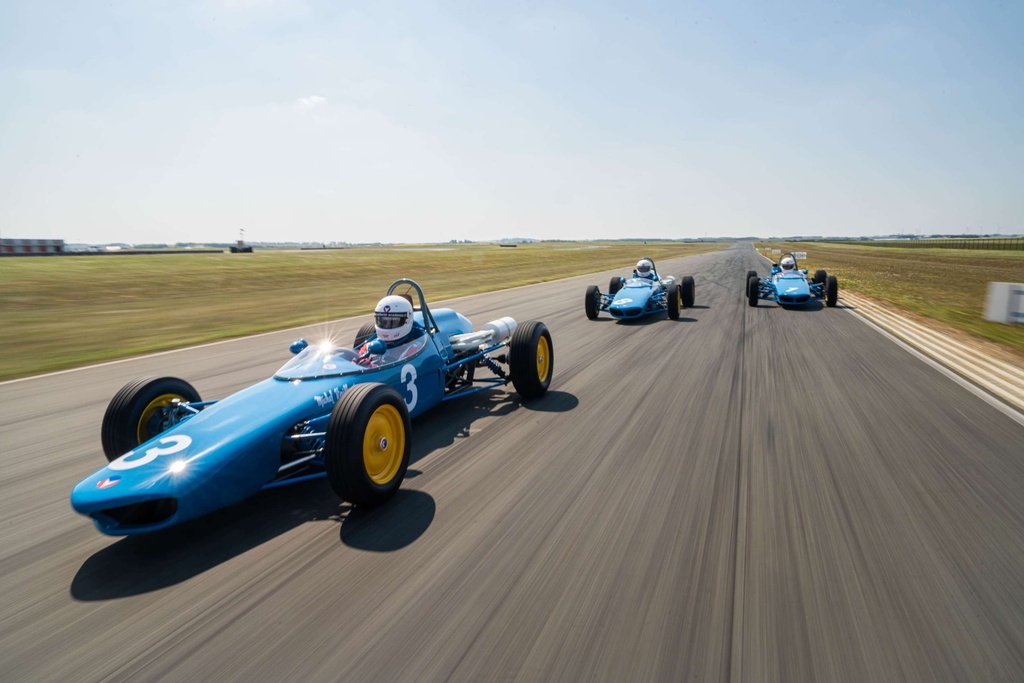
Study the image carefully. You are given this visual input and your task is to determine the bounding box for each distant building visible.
[1,238,65,255]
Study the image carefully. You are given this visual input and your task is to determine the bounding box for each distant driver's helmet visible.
[374,295,414,343]
[636,259,653,277]
[780,256,796,272]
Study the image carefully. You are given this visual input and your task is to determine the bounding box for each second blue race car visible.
[70,279,553,536]
[585,257,695,321]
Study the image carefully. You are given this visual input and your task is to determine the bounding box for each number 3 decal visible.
[401,364,418,411]
[109,435,192,471]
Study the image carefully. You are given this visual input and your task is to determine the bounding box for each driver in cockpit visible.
[632,259,656,280]
[357,295,427,366]
[773,255,798,279]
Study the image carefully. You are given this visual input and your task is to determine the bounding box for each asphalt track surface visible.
[3,244,1024,682]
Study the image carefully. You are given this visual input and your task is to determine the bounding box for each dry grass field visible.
[0,241,719,380]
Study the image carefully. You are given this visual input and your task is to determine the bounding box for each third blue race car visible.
[747,252,838,307]
[585,257,695,321]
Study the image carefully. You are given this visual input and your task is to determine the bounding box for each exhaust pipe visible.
[448,317,518,352]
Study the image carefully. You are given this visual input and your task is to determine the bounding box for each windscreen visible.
[275,344,364,380]
[275,335,429,380]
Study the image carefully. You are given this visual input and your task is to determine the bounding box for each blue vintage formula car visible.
[746,252,838,307]
[70,280,553,535]
[584,258,695,320]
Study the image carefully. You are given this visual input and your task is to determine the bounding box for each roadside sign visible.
[985,283,1024,324]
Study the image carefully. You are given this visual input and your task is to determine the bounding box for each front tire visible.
[667,283,681,320]
[825,275,839,307]
[747,275,760,307]
[585,285,600,320]
[324,383,411,507]
[101,377,201,461]
[745,270,758,295]
[509,321,553,399]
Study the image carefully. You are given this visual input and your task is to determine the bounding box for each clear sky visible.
[1,0,1021,245]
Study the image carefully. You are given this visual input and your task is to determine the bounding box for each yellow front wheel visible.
[101,377,201,462]
[362,404,406,485]
[325,383,411,507]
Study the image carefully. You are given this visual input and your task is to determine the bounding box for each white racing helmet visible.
[636,259,653,276]
[780,256,796,271]
[374,295,414,343]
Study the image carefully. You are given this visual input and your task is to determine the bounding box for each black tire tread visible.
[324,383,411,507]
[101,376,200,461]
[681,276,695,308]
[747,275,760,307]
[667,283,681,320]
[826,275,839,307]
[509,321,553,399]
[585,285,599,320]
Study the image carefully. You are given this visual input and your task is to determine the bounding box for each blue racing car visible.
[747,252,838,307]
[70,279,553,535]
[585,257,695,321]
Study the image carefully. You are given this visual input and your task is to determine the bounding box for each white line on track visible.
[846,310,1024,428]
[842,292,1024,409]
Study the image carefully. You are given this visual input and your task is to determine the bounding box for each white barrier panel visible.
[985,282,1024,323]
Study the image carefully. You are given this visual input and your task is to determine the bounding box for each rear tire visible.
[747,275,760,307]
[667,283,681,320]
[353,322,376,348]
[825,275,839,307]
[101,377,201,461]
[608,277,623,295]
[509,321,553,399]
[324,383,411,507]
[585,285,599,320]
[681,276,695,308]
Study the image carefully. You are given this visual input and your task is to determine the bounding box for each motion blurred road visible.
[3,244,1024,681]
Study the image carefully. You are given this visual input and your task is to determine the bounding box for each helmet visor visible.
[375,312,409,329]
[637,263,651,274]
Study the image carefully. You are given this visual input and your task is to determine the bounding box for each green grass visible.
[756,242,1024,357]
[0,242,721,380]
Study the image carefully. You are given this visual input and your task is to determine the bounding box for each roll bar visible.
[637,256,659,278]
[385,279,439,334]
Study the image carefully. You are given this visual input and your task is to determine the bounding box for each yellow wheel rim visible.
[137,394,181,443]
[535,335,551,383]
[363,404,405,485]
